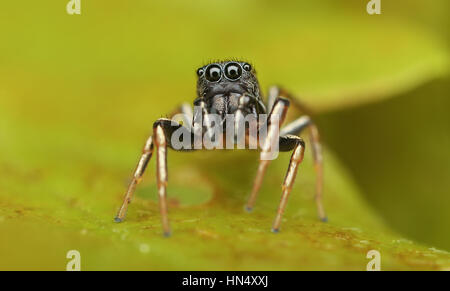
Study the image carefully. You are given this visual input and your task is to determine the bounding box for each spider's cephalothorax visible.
[195,61,266,120]
[115,60,327,237]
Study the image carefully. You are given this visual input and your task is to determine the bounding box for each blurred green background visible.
[0,0,449,270]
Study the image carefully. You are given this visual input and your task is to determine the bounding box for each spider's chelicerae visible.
[114,60,327,236]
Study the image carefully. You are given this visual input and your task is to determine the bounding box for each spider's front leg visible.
[272,135,305,232]
[280,115,326,222]
[254,86,327,222]
[246,98,290,212]
[114,104,194,236]
[247,93,326,232]
[247,98,305,232]
[114,134,153,223]
[152,118,185,236]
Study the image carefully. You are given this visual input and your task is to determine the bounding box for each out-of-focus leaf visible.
[318,77,450,251]
[0,0,448,118]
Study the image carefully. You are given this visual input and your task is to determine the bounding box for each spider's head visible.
[196,61,260,99]
[195,61,262,116]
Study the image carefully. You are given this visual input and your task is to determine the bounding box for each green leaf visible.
[0,1,448,115]
[318,76,450,252]
[0,112,449,270]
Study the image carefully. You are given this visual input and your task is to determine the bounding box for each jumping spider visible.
[114,60,326,236]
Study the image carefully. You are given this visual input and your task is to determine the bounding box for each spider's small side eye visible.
[205,64,222,82]
[197,68,204,77]
[243,63,252,72]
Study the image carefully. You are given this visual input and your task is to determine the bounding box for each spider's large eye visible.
[224,62,242,80]
[197,68,205,77]
[243,63,252,72]
[205,65,222,82]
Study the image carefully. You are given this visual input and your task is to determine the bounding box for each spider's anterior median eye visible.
[224,63,242,80]
[197,68,205,77]
[243,63,252,72]
[205,65,222,82]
